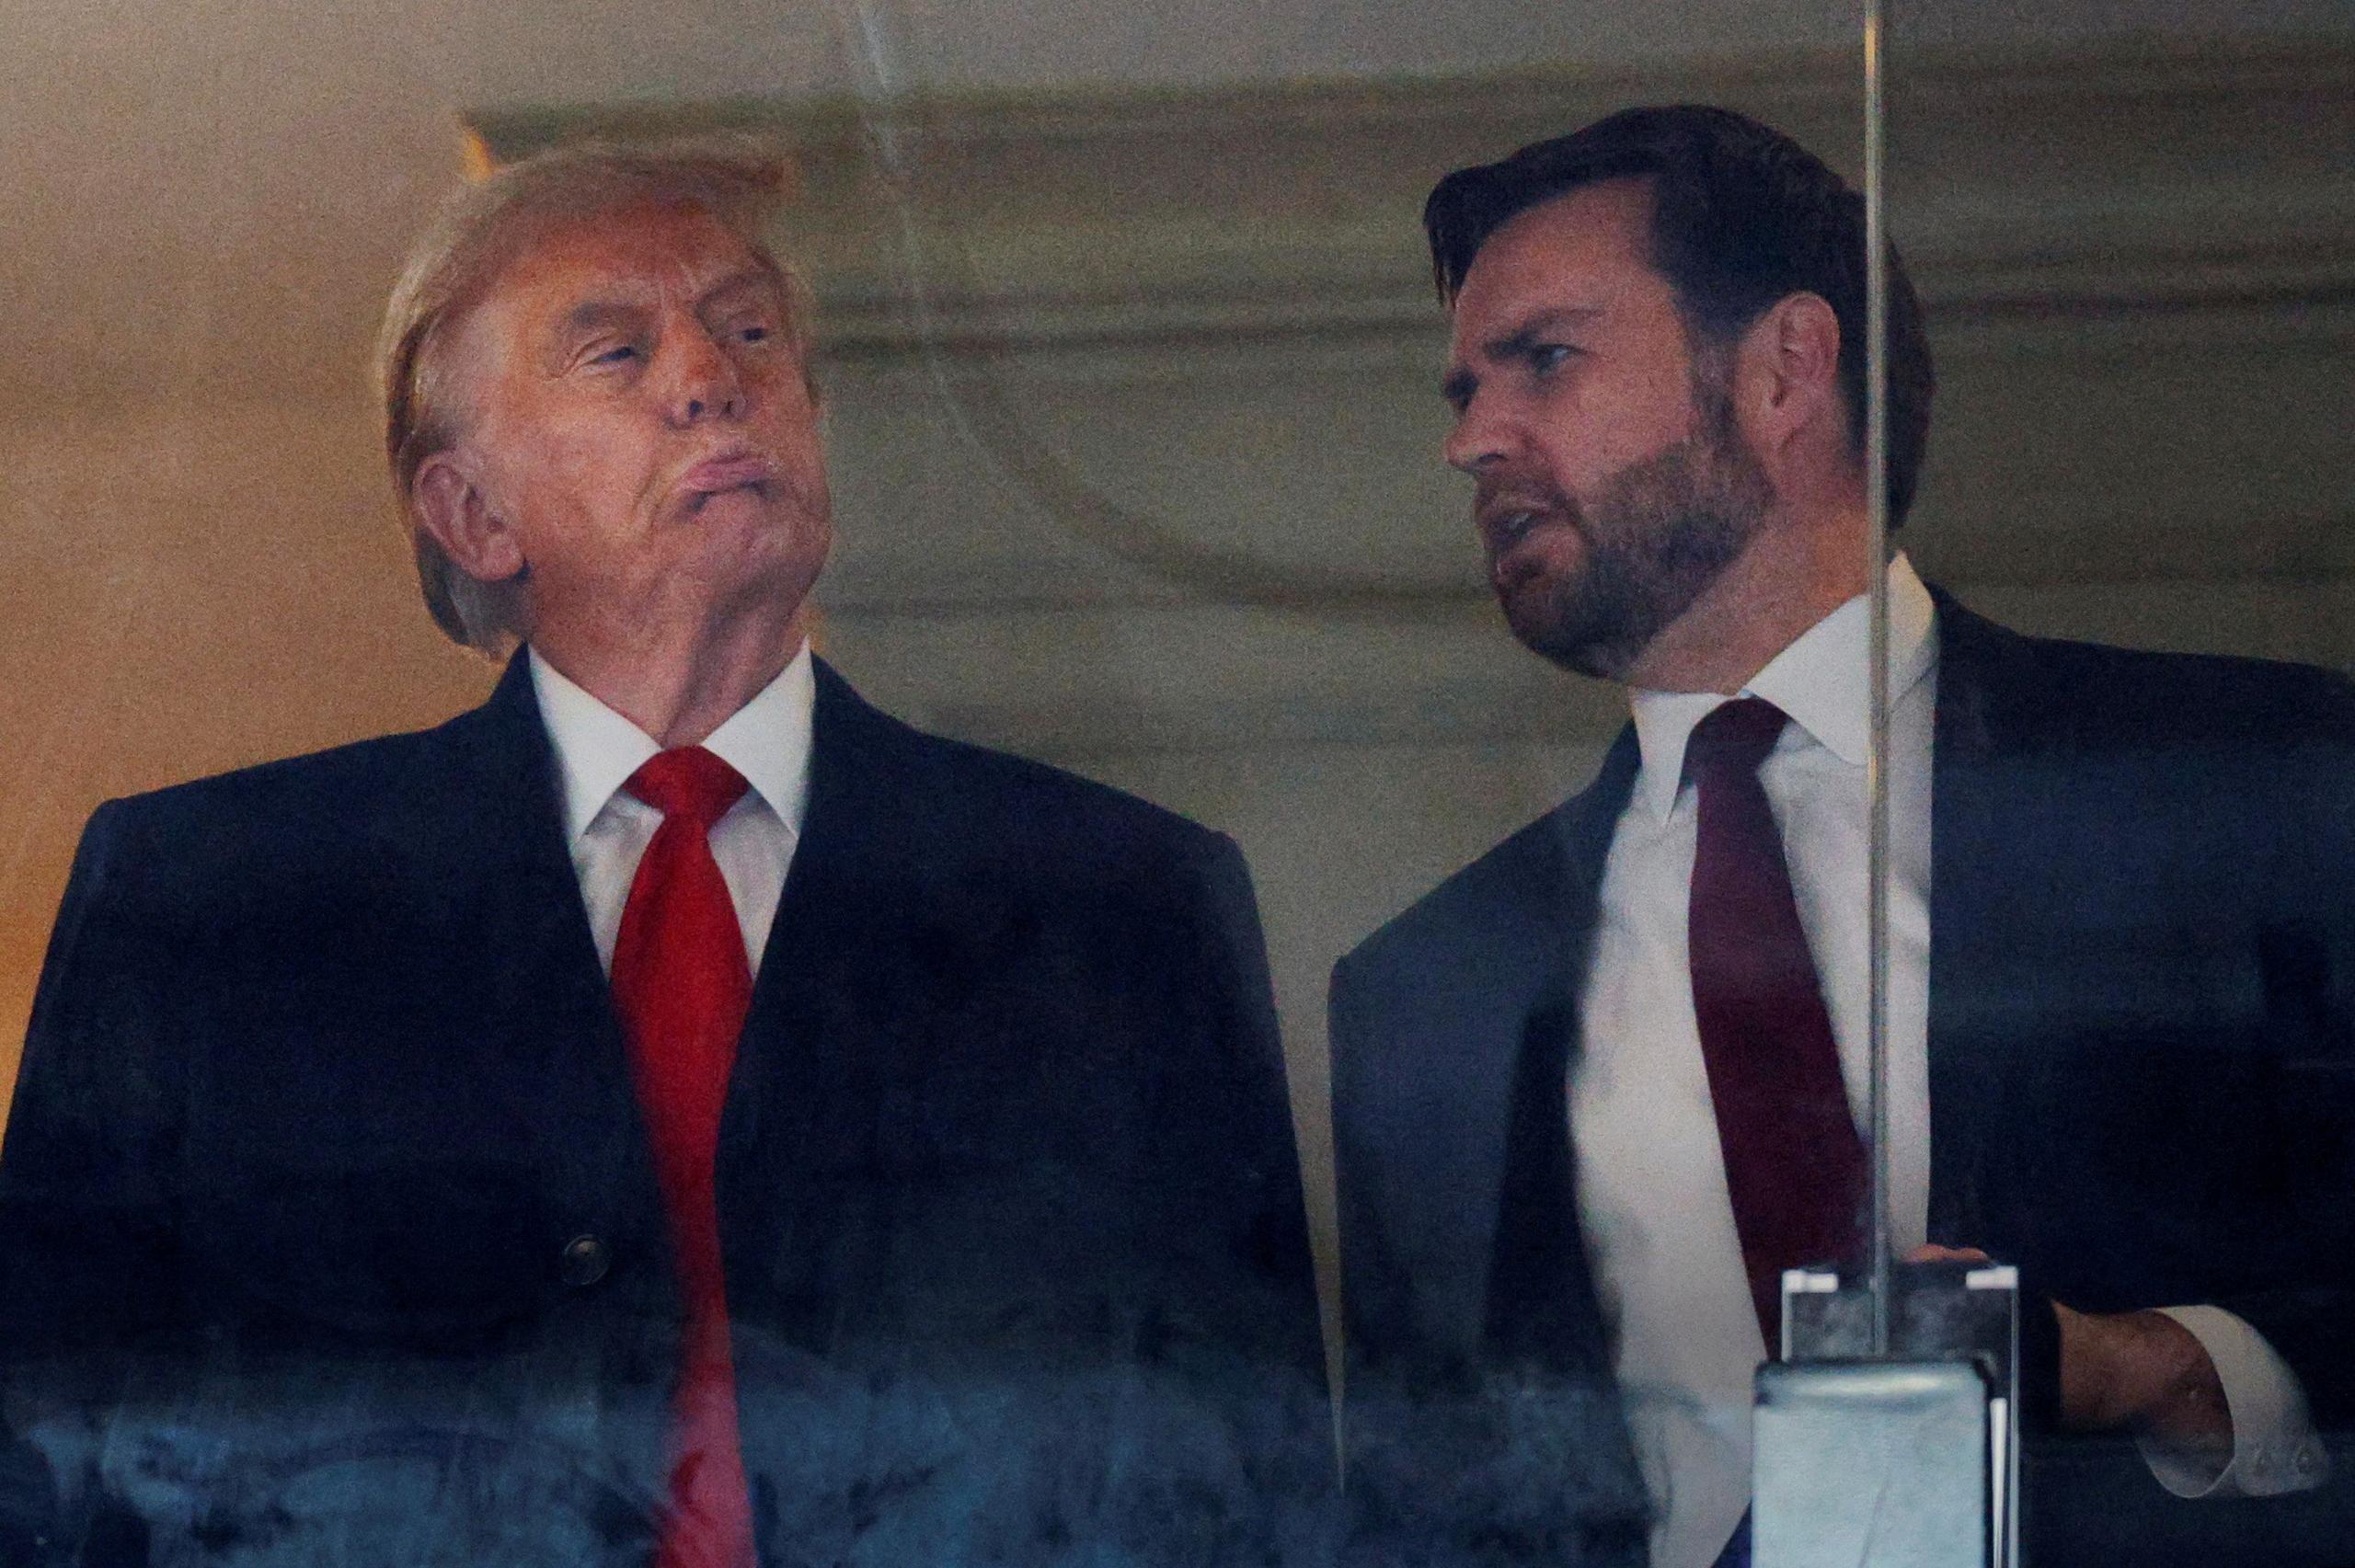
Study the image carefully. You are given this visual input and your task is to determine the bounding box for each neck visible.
[1623,496,1876,694]
[531,601,808,748]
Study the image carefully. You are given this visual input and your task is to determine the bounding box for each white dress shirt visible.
[528,645,815,979]
[1568,555,2323,1568]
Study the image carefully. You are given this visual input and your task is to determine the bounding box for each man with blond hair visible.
[0,143,1327,1567]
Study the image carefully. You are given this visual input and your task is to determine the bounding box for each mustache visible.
[1474,476,1583,558]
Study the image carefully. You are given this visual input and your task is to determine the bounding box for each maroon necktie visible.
[610,747,756,1568]
[1686,698,1868,1350]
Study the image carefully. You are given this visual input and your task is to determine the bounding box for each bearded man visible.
[1331,106,2355,1567]
[0,143,1327,1567]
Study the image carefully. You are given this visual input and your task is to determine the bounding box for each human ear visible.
[1732,292,1843,460]
[412,452,525,584]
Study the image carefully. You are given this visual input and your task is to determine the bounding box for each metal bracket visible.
[1754,1258,2022,1567]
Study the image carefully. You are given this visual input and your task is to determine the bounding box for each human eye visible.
[705,284,785,349]
[580,339,640,370]
[1527,343,1576,375]
[729,312,778,348]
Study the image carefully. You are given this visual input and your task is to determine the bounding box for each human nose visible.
[1443,392,1516,475]
[660,325,744,427]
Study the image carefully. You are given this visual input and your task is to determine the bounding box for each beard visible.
[1484,389,1774,681]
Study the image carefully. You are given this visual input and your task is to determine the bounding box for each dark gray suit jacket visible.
[1332,596,2355,1565]
[0,653,1332,1566]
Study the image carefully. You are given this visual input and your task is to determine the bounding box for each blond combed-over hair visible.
[374,139,808,654]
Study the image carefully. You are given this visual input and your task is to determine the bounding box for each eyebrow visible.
[1477,305,1604,366]
[556,300,644,341]
[696,269,783,312]
[1442,304,1605,407]
[553,270,783,341]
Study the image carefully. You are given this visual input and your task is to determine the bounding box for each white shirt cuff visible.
[2136,1305,2329,1498]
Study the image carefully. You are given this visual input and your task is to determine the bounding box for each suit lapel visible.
[716,658,932,1345]
[374,653,669,1288]
[1476,726,1641,1371]
[1924,593,2047,1244]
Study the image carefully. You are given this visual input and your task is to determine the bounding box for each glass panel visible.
[48,1,2326,1563]
[1878,7,2355,1565]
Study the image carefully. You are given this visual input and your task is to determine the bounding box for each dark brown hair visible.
[1426,105,1934,525]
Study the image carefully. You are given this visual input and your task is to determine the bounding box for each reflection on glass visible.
[1,3,2349,1565]
[1862,17,2355,1568]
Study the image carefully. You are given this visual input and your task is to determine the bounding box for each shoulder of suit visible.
[93,713,470,834]
[879,715,1233,866]
[69,705,505,905]
[1337,806,1568,990]
[1985,620,2355,754]
[811,668,1235,880]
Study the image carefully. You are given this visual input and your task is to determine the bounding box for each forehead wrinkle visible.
[539,266,780,349]
[556,299,644,337]
[1444,301,1607,394]
[698,268,780,308]
[454,209,803,419]
[1476,303,1605,361]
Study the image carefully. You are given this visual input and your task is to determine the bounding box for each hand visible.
[1904,1245,2231,1451]
[1907,1242,1991,1268]
[2052,1300,2231,1451]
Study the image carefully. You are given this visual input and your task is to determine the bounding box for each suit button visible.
[559,1233,611,1288]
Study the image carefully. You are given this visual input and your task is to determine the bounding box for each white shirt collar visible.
[528,643,817,842]
[1626,553,1939,821]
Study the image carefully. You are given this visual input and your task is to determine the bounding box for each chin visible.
[1495,566,1574,635]
[1498,584,1634,681]
[736,539,829,616]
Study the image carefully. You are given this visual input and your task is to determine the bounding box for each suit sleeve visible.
[2124,878,2351,1498]
[1150,830,1332,1415]
[0,800,189,1356]
[1096,828,1338,1561]
[2201,746,2355,1431]
[0,801,191,1558]
[1330,952,1649,1568]
[1188,832,1326,1372]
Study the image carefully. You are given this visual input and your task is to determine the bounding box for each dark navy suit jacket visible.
[0,653,1331,1566]
[1332,596,2355,1565]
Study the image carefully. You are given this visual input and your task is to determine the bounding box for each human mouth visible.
[681,452,778,503]
[1473,488,1583,597]
[1477,491,1569,558]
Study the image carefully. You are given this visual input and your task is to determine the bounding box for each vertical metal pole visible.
[1863,0,1893,1359]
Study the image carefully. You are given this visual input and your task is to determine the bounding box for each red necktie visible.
[1686,698,1868,1350]
[610,747,756,1568]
